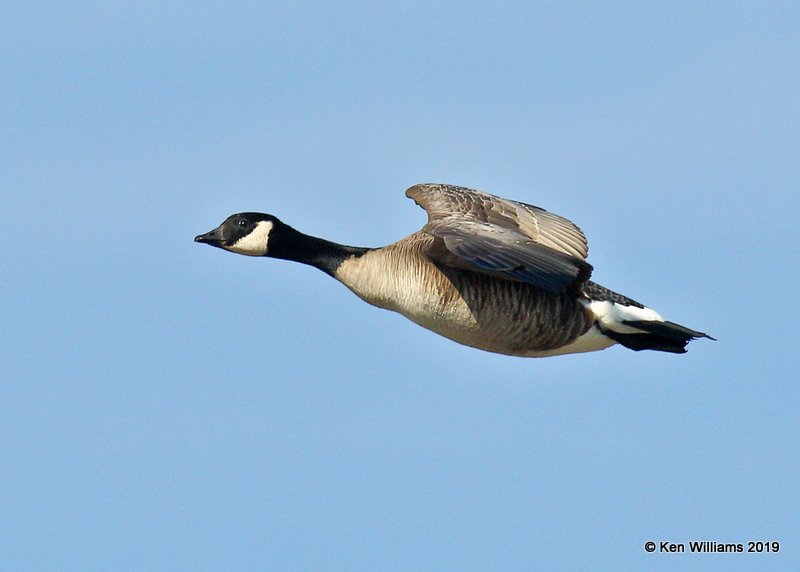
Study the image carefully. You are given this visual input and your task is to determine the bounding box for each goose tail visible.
[600,317,714,353]
[584,282,714,354]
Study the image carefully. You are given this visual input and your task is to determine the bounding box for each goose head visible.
[195,212,280,256]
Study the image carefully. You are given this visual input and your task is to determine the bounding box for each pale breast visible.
[334,235,477,338]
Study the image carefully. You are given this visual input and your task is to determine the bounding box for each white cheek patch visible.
[226,220,273,256]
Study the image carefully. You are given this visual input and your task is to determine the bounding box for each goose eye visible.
[238,220,248,227]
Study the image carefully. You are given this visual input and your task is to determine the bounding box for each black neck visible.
[269,222,370,276]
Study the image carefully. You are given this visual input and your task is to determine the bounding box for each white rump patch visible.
[588,300,664,334]
[226,220,274,256]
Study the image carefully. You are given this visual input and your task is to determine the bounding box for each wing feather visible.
[406,183,592,295]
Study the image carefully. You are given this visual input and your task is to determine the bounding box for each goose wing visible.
[406,183,592,295]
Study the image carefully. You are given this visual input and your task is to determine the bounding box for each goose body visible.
[196,184,712,357]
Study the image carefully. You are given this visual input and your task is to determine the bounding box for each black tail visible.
[602,320,715,354]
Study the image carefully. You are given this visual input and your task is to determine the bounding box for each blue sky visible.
[2,2,798,570]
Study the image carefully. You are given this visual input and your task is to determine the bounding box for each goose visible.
[195,183,713,357]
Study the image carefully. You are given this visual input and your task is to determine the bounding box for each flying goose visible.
[195,183,712,357]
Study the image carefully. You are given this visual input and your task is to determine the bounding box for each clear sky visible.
[2,2,798,570]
